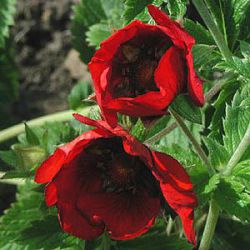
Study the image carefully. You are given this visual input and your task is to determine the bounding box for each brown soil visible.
[12,0,90,122]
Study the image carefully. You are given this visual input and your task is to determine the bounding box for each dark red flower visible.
[35,114,197,244]
[89,5,204,127]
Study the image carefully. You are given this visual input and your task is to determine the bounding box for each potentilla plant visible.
[0,1,250,250]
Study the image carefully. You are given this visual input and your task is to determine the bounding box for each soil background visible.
[12,0,90,122]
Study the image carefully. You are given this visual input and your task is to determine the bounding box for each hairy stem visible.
[199,200,220,250]
[169,109,215,175]
[0,107,92,144]
[145,123,177,145]
[192,0,232,62]
[223,125,250,176]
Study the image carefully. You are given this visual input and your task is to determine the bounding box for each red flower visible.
[89,5,204,127]
[35,114,197,245]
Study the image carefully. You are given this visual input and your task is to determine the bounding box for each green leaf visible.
[214,177,250,221]
[232,160,250,190]
[203,137,230,170]
[205,0,250,49]
[184,19,214,45]
[171,95,203,124]
[223,90,250,158]
[86,22,112,48]
[0,0,16,48]
[145,115,171,140]
[0,182,82,249]
[204,174,221,194]
[68,81,92,110]
[131,119,147,141]
[211,79,240,131]
[123,0,153,23]
[0,150,18,167]
[71,0,107,63]
[166,0,187,20]
[25,124,40,146]
[1,170,33,179]
[240,40,250,58]
[71,0,123,63]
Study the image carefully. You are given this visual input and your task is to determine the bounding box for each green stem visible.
[223,124,250,176]
[145,123,178,145]
[192,0,232,62]
[169,109,215,175]
[199,200,220,250]
[0,107,92,144]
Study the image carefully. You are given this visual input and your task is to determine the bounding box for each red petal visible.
[160,183,196,245]
[151,152,193,191]
[186,53,205,106]
[106,92,167,117]
[77,189,160,240]
[147,5,195,50]
[58,201,104,240]
[35,129,106,184]
[45,182,57,206]
[35,149,65,184]
[154,46,186,97]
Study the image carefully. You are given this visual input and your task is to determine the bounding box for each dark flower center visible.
[85,138,159,196]
[110,30,172,98]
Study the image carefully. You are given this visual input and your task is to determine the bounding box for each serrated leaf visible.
[223,91,250,158]
[123,0,154,23]
[86,22,112,48]
[232,160,250,190]
[68,81,92,110]
[131,119,147,141]
[166,0,187,20]
[203,137,229,170]
[205,0,250,49]
[0,0,16,48]
[71,0,107,63]
[240,41,250,57]
[71,0,124,64]
[214,177,250,221]
[184,19,214,45]
[204,174,220,194]
[211,79,240,131]
[171,95,203,124]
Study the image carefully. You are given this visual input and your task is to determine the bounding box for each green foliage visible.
[165,0,187,20]
[131,119,147,141]
[214,177,250,221]
[0,183,82,249]
[0,0,16,48]
[123,0,154,23]
[71,0,123,63]
[207,88,250,170]
[171,95,203,124]
[68,81,93,110]
[184,19,215,45]
[205,0,250,49]
[25,124,40,146]
[204,174,221,195]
